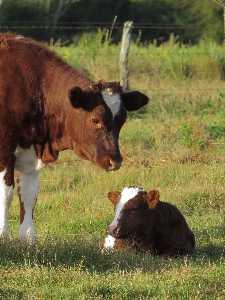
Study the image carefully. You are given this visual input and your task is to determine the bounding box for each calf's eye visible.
[132,207,139,212]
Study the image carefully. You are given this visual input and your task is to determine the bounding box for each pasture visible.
[0,34,225,299]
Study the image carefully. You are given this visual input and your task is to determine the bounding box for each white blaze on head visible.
[109,186,145,227]
[101,88,121,119]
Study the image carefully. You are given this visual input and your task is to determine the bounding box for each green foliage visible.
[178,123,195,147]
[55,29,120,80]
[172,0,224,43]
[143,36,224,80]
[0,0,224,44]
[205,122,225,139]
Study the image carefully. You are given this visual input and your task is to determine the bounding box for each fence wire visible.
[1,23,224,95]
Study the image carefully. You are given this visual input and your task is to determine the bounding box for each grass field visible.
[0,35,225,299]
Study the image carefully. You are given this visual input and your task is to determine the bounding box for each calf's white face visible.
[109,186,144,229]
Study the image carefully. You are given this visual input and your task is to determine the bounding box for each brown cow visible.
[0,33,148,244]
[100,187,195,257]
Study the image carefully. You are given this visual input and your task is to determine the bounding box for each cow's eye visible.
[132,207,139,212]
[91,118,100,125]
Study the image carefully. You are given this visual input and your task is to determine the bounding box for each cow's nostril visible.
[108,159,122,171]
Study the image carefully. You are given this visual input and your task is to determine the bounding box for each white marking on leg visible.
[109,187,144,227]
[104,235,116,249]
[0,169,14,238]
[101,235,116,253]
[14,145,45,243]
[17,170,40,244]
[101,89,121,119]
[15,145,45,173]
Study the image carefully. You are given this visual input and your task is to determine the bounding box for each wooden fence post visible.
[119,21,133,91]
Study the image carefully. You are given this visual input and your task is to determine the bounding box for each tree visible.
[0,0,81,41]
[38,0,81,38]
[0,0,5,8]
[212,0,225,42]
[0,0,224,44]
[212,0,225,3]
[38,0,79,27]
[172,0,223,43]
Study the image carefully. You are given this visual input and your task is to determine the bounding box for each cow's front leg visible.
[0,168,14,238]
[16,170,40,244]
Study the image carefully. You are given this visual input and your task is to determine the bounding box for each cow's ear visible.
[146,190,160,210]
[121,91,149,111]
[107,191,121,206]
[68,87,86,108]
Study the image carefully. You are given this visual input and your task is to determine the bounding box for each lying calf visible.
[100,186,195,257]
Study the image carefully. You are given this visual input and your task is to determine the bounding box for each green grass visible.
[1,36,225,299]
[1,149,224,299]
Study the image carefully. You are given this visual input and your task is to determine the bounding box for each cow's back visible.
[0,33,83,145]
[0,34,49,123]
[0,33,93,112]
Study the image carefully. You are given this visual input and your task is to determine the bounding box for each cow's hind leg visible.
[16,170,40,244]
[0,168,14,238]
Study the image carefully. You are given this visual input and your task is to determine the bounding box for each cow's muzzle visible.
[107,159,122,171]
[109,224,119,237]
[95,156,123,171]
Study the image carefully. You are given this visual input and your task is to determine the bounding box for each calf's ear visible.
[121,91,149,111]
[107,191,121,207]
[146,190,160,209]
[68,87,87,108]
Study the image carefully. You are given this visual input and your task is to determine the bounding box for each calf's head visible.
[108,186,159,238]
[67,81,148,171]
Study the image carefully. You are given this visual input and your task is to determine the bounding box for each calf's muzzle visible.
[109,224,118,235]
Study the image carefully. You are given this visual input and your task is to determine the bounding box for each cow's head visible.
[108,186,160,238]
[67,80,148,171]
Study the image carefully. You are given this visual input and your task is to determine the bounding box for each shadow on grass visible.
[0,231,224,274]
[192,222,225,260]
[0,241,224,300]
[0,288,23,300]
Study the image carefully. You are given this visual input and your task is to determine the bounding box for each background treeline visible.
[0,0,223,44]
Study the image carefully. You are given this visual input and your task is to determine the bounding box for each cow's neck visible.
[39,65,93,160]
[34,113,72,163]
[44,63,93,102]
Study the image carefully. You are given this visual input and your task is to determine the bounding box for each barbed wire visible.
[0,23,224,30]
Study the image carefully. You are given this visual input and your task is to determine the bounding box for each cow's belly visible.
[15,145,46,174]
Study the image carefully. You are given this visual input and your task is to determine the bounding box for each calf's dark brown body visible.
[102,188,195,257]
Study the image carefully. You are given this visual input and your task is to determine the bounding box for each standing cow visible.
[101,186,195,257]
[0,33,148,244]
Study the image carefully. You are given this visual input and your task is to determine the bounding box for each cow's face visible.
[108,187,160,238]
[67,81,148,171]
